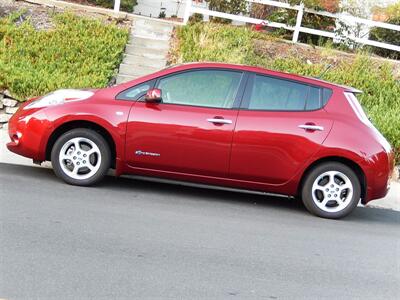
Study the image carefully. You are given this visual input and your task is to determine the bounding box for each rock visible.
[2,98,18,107]
[0,123,2,129]
[393,166,400,182]
[5,106,18,114]
[3,89,13,98]
[0,101,3,110]
[0,113,12,123]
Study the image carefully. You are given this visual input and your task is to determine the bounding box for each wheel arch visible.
[45,120,117,169]
[298,156,367,203]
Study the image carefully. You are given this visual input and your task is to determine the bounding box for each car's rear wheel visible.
[51,128,111,186]
[301,162,361,219]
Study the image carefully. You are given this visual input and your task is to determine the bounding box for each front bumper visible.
[7,107,53,162]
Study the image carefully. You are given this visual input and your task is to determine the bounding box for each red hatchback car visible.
[7,63,394,218]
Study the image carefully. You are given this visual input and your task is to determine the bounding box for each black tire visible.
[51,128,111,186]
[301,162,361,219]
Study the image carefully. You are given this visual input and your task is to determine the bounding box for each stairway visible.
[116,18,174,84]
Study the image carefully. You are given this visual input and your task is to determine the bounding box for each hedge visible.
[0,12,129,99]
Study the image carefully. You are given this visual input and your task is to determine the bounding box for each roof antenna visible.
[317,64,332,79]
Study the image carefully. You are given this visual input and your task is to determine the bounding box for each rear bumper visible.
[362,150,395,203]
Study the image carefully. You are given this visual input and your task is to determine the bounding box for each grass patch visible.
[0,12,129,100]
[172,23,400,163]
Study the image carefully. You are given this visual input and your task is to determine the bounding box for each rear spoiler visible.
[341,85,363,94]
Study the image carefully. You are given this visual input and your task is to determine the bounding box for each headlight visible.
[24,89,94,109]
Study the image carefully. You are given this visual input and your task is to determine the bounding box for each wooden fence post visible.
[114,0,121,13]
[183,0,193,24]
[292,3,304,43]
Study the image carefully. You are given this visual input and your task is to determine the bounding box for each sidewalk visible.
[1,128,399,211]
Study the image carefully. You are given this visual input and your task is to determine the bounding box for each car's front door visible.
[125,69,245,178]
[229,73,334,185]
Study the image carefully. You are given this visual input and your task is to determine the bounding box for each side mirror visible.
[144,88,162,103]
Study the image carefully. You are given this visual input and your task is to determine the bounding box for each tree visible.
[88,0,138,13]
[369,2,400,59]
[266,0,339,45]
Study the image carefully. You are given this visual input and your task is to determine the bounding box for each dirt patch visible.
[253,38,400,79]
[0,0,131,30]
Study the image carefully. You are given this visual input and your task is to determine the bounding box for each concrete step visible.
[122,54,166,69]
[133,23,173,33]
[128,37,170,50]
[115,18,173,85]
[134,18,174,32]
[132,26,172,37]
[125,44,168,59]
[132,27,171,40]
[119,63,159,76]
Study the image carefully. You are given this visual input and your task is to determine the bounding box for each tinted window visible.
[246,75,332,111]
[157,70,242,108]
[116,80,154,100]
[322,88,333,105]
[248,75,309,110]
[306,86,321,110]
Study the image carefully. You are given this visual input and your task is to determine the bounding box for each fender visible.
[42,100,133,176]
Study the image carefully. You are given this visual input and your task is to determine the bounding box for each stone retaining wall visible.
[0,91,19,129]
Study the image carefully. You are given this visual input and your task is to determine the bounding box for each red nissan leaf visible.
[7,63,394,219]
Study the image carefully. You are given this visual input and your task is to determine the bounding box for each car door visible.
[229,73,334,185]
[124,68,245,178]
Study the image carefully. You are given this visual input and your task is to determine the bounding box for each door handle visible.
[298,124,324,131]
[207,118,232,124]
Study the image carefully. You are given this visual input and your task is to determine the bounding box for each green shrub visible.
[0,12,129,100]
[174,23,400,162]
[86,0,137,13]
[205,0,247,24]
[188,13,204,24]
[254,0,338,45]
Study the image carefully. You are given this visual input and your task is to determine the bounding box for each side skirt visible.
[121,174,294,199]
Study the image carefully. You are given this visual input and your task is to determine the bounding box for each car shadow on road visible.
[107,175,400,224]
[116,174,306,212]
[2,163,399,224]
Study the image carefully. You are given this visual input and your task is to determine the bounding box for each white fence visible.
[180,0,400,52]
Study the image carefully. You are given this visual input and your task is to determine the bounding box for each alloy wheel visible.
[58,137,102,180]
[311,171,354,213]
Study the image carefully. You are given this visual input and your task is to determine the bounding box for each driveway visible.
[1,163,399,299]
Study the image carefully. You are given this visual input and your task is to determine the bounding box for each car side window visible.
[116,80,154,101]
[322,88,333,105]
[246,74,331,111]
[306,86,321,110]
[247,75,309,111]
[156,70,243,108]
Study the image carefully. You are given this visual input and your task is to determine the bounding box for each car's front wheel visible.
[51,128,111,186]
[301,162,361,219]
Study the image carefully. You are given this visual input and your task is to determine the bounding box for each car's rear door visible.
[124,68,246,178]
[229,73,334,185]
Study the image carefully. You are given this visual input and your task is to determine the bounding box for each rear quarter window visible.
[244,74,333,111]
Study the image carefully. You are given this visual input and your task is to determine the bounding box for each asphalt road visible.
[1,163,399,299]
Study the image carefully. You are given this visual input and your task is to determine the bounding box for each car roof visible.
[164,62,362,93]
